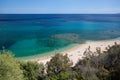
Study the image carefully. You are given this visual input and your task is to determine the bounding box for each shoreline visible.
[23,38,120,65]
[17,43,78,60]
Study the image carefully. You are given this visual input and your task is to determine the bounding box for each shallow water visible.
[0,14,120,58]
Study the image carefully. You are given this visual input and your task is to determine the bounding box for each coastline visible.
[17,43,78,60]
[20,38,120,65]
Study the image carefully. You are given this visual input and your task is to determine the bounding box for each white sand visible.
[29,39,120,66]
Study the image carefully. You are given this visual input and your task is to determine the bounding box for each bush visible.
[0,50,24,80]
[20,61,44,80]
[75,43,120,80]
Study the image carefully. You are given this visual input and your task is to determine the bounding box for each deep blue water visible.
[0,14,120,57]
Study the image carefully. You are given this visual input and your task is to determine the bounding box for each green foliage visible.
[46,53,82,80]
[75,43,120,80]
[20,61,44,80]
[0,50,24,80]
[59,72,70,80]
[0,43,120,80]
[44,75,58,80]
[104,43,120,80]
[46,54,73,76]
[75,72,83,80]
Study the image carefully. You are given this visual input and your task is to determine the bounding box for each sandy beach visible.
[28,39,120,66]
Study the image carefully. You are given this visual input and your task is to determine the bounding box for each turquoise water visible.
[0,14,120,58]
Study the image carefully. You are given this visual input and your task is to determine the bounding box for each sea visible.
[0,14,120,59]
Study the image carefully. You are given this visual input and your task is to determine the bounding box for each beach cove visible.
[26,38,120,65]
[0,14,120,64]
[1,0,120,80]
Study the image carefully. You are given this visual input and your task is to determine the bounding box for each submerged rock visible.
[51,33,81,43]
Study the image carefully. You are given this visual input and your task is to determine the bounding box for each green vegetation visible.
[74,42,120,80]
[0,51,24,80]
[45,54,82,80]
[0,43,120,80]
[20,61,44,80]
